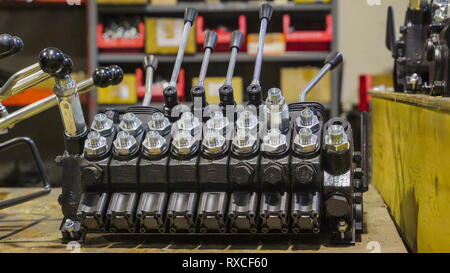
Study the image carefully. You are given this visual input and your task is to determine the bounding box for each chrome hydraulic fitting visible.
[148,112,171,136]
[263,88,290,133]
[236,110,258,135]
[261,128,287,154]
[91,113,114,137]
[142,131,168,156]
[119,112,143,136]
[232,128,258,155]
[295,107,320,132]
[202,129,227,155]
[324,124,350,153]
[205,111,230,136]
[293,127,319,154]
[113,131,138,156]
[176,112,201,136]
[172,130,199,156]
[84,131,108,157]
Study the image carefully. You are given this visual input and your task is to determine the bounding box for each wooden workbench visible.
[0,186,406,253]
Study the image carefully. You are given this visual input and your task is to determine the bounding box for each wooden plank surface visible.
[0,186,406,253]
[371,96,450,253]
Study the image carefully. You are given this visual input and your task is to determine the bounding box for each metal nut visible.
[84,131,108,156]
[202,129,227,155]
[148,112,171,136]
[205,111,230,135]
[261,129,287,154]
[325,125,350,153]
[293,128,318,153]
[113,131,138,156]
[232,129,258,155]
[142,131,168,156]
[172,130,198,155]
[236,110,259,135]
[295,108,320,132]
[91,113,114,136]
[119,112,143,136]
[176,112,201,136]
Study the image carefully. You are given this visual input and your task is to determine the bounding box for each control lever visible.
[191,30,218,111]
[386,6,396,56]
[0,34,23,60]
[219,30,244,109]
[0,47,68,101]
[0,65,123,132]
[247,4,273,107]
[300,52,343,102]
[163,7,198,118]
[142,55,158,106]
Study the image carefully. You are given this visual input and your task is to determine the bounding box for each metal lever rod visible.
[251,18,268,86]
[142,55,158,106]
[0,63,45,101]
[300,52,343,102]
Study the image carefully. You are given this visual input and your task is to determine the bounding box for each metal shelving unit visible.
[87,1,341,118]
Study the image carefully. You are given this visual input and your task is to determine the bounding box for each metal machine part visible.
[246,4,273,108]
[163,8,198,118]
[142,55,158,106]
[263,88,290,134]
[191,31,218,113]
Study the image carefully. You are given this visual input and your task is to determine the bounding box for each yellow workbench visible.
[370,90,450,253]
[0,186,406,253]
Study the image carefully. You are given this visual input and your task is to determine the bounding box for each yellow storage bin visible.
[247,33,286,55]
[146,18,196,54]
[97,73,137,104]
[280,66,331,103]
[191,77,243,105]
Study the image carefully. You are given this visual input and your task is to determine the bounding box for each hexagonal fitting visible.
[295,108,320,132]
[294,164,316,184]
[231,163,255,185]
[261,129,287,154]
[202,129,227,155]
[325,125,350,153]
[205,111,230,135]
[91,113,114,136]
[236,110,259,135]
[142,131,168,156]
[263,163,285,185]
[81,165,103,186]
[176,112,201,136]
[119,112,143,136]
[84,131,108,157]
[232,129,258,155]
[293,127,319,154]
[172,130,199,155]
[325,194,350,217]
[113,131,138,156]
[148,112,171,136]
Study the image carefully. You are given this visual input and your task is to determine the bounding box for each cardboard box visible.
[191,77,243,105]
[97,73,137,104]
[281,67,331,103]
[247,33,286,55]
[146,18,196,54]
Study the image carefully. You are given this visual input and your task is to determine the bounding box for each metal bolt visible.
[142,130,168,156]
[262,129,287,154]
[172,130,198,155]
[293,127,318,154]
[148,112,171,136]
[84,131,108,157]
[202,129,227,155]
[206,111,229,135]
[236,110,258,134]
[87,131,100,148]
[177,112,200,136]
[113,131,138,156]
[299,128,312,145]
[119,112,143,136]
[328,125,345,145]
[118,131,130,147]
[300,108,314,126]
[91,113,114,136]
[267,88,282,104]
[232,128,258,155]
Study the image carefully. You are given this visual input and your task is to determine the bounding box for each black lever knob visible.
[54,54,73,79]
[184,7,198,24]
[324,52,343,70]
[204,30,218,51]
[92,66,113,88]
[230,30,244,51]
[259,4,274,21]
[143,55,158,71]
[39,47,65,74]
[108,65,124,85]
[0,34,23,58]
